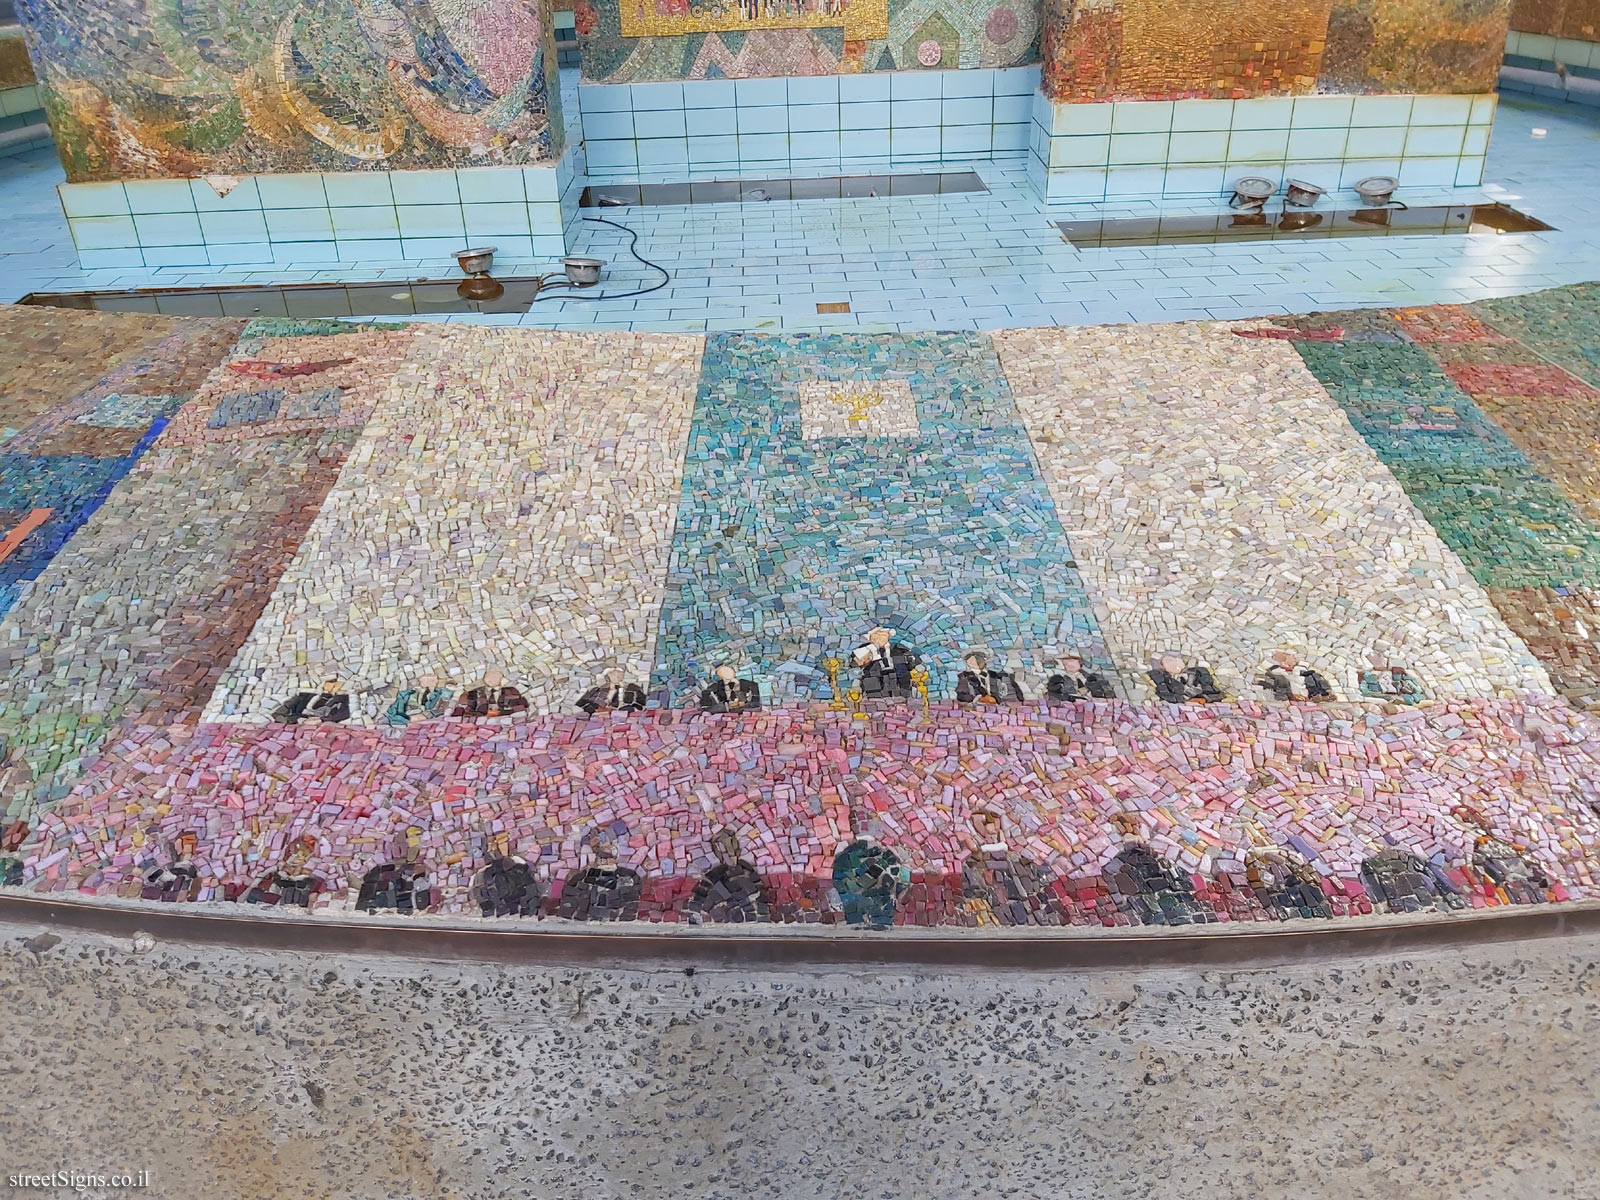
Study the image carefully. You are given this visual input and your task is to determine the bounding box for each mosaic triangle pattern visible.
[3,286,1600,928]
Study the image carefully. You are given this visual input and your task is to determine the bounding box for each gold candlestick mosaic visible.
[822,655,847,711]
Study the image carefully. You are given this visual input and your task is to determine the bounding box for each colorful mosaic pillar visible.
[650,331,1110,706]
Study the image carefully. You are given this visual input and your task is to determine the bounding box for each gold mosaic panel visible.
[618,0,887,42]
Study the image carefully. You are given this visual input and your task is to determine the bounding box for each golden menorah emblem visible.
[830,387,885,425]
[847,686,867,720]
[822,655,848,711]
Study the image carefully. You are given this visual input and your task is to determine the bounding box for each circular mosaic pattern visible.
[986,6,1018,44]
[917,38,942,66]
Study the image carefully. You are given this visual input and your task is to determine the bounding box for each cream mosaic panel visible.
[204,326,704,721]
[995,322,1554,700]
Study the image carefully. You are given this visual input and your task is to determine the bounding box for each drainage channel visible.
[20,277,569,319]
[1057,202,1553,248]
[580,169,987,208]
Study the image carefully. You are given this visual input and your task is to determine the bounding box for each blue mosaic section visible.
[651,331,1108,704]
[0,419,169,616]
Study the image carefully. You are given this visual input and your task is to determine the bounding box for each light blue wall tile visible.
[942,70,992,98]
[1042,167,1107,202]
[330,206,400,239]
[636,136,690,170]
[204,242,274,265]
[634,108,687,138]
[71,215,139,250]
[992,122,1030,152]
[258,174,328,208]
[787,75,838,104]
[582,109,634,140]
[1052,102,1112,136]
[455,166,525,202]
[390,169,458,205]
[125,179,198,214]
[523,167,560,203]
[942,95,992,125]
[131,211,203,245]
[140,244,210,266]
[788,103,839,132]
[397,204,466,239]
[463,201,531,235]
[1162,165,1225,197]
[890,71,942,100]
[992,65,1040,95]
[840,129,890,159]
[1167,129,1229,163]
[1338,158,1401,188]
[402,237,468,261]
[737,131,789,161]
[265,208,336,242]
[839,73,890,102]
[59,182,129,218]
[1105,165,1167,198]
[993,92,1031,124]
[1404,124,1466,157]
[841,99,890,130]
[334,238,404,263]
[890,125,940,156]
[737,105,787,134]
[892,98,942,127]
[631,81,686,110]
[1346,125,1407,157]
[735,77,787,107]
[579,84,630,113]
[584,140,637,171]
[942,124,992,156]
[531,234,570,257]
[1111,100,1172,133]
[683,78,736,108]
[1047,133,1109,168]
[1108,131,1168,164]
[1230,97,1294,130]
[790,130,841,159]
[1291,95,1354,128]
[1398,157,1460,187]
[1351,95,1413,126]
[1411,94,1473,125]
[199,210,270,244]
[688,134,740,166]
[1171,99,1233,131]
[1288,126,1348,159]
[1228,127,1290,161]
[1456,155,1487,186]
[77,247,145,269]
[528,201,564,234]
[190,176,262,212]
[266,241,339,264]
[323,171,394,206]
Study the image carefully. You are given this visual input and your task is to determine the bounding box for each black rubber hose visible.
[529,215,671,302]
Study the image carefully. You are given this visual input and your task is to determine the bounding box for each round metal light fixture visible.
[1229,176,1276,210]
[454,245,504,301]
[562,256,605,287]
[1353,175,1398,206]
[1283,179,1326,208]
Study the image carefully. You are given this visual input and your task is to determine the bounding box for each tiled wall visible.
[56,151,583,270]
[579,67,1038,177]
[0,81,49,158]
[1502,28,1600,106]
[1030,92,1498,203]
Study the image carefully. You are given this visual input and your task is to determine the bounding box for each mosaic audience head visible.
[482,667,506,688]
[320,678,340,694]
[418,671,439,689]
[963,651,989,671]
[867,627,893,648]
[971,809,1005,848]
[711,826,742,865]
[1270,650,1299,670]
[1157,653,1185,674]
[715,663,738,683]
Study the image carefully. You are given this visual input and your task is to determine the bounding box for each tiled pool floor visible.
[2,87,1597,332]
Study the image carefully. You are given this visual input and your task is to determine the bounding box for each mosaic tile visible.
[651,332,1108,708]
[15,0,562,182]
[202,326,703,722]
[995,321,1548,700]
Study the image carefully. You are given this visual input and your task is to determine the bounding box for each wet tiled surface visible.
[3,80,1600,333]
[4,288,1600,928]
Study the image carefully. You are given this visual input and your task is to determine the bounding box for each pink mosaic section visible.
[21,696,1600,921]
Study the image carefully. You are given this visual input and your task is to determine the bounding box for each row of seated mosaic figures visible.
[0,803,1560,930]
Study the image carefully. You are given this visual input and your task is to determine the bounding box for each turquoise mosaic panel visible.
[1295,335,1600,591]
[651,331,1108,704]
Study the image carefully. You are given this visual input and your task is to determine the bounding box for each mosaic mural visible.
[1510,0,1599,40]
[1041,0,1512,102]
[578,0,1037,81]
[13,0,562,183]
[5,286,1600,929]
